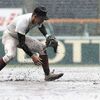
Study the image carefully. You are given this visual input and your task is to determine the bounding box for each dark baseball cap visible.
[33,6,48,20]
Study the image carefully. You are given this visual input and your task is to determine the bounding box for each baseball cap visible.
[33,6,48,20]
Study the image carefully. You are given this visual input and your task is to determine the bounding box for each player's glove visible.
[46,35,58,53]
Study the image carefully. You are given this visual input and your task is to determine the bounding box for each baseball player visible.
[0,6,63,81]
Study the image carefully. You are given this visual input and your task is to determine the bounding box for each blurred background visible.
[0,0,100,36]
[0,0,100,65]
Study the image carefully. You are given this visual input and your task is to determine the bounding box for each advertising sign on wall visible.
[0,8,22,31]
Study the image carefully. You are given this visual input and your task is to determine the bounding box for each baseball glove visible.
[46,35,58,53]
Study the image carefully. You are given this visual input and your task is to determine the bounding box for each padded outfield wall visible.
[0,37,100,65]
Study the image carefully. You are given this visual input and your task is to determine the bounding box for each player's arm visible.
[17,33,33,57]
[38,24,49,37]
[16,20,33,57]
[38,24,58,53]
[15,19,41,65]
[17,33,42,65]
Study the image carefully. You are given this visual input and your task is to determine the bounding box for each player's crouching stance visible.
[0,6,63,81]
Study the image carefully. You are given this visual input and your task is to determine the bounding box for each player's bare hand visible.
[31,55,42,66]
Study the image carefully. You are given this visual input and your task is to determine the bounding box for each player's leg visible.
[25,36,50,75]
[25,36,63,81]
[0,58,6,71]
[39,51,50,76]
[39,50,63,81]
[0,32,18,71]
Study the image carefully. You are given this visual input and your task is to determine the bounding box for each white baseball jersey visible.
[2,13,46,63]
[7,13,42,38]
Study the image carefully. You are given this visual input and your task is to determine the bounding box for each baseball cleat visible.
[45,71,64,81]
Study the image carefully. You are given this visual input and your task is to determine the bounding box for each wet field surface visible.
[0,66,100,100]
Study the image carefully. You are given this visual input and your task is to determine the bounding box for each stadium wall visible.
[0,36,100,65]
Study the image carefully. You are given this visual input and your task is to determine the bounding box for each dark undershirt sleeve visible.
[38,24,47,37]
[17,33,33,57]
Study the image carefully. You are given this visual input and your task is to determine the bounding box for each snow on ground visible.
[0,65,100,100]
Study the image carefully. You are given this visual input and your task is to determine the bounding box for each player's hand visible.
[31,55,42,66]
[46,35,58,53]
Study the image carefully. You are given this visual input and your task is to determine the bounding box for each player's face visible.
[32,15,44,24]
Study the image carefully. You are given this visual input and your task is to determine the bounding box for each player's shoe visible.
[45,70,64,81]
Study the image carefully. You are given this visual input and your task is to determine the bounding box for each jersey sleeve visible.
[40,22,55,37]
[15,18,28,35]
